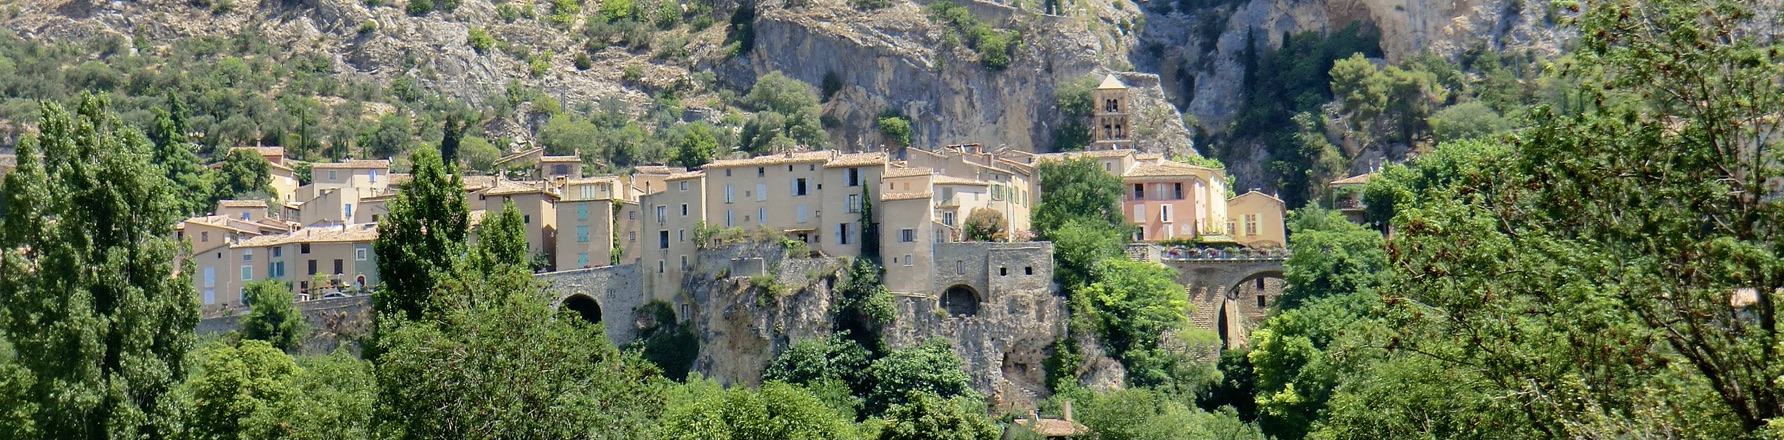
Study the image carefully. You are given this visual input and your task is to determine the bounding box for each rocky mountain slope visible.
[1,0,1568,183]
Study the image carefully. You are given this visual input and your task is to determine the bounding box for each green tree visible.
[0,96,200,439]
[363,114,413,158]
[373,147,470,323]
[1046,219,1125,290]
[469,201,529,274]
[764,333,873,394]
[1276,208,1386,310]
[148,95,211,216]
[374,290,667,439]
[1032,157,1126,236]
[662,378,861,440]
[866,339,978,416]
[439,113,468,171]
[670,122,720,168]
[876,113,912,148]
[209,147,274,205]
[241,280,307,352]
[961,207,1006,242]
[1426,101,1510,143]
[458,136,501,173]
[1079,259,1189,386]
[538,114,601,157]
[875,392,998,440]
[627,301,700,381]
[1076,388,1265,440]
[181,340,301,440]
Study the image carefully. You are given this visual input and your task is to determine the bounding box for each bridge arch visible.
[559,293,603,325]
[941,284,981,317]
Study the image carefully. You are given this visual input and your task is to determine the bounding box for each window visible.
[308,260,317,275]
[794,178,808,196]
[999,267,1007,276]
[940,187,953,202]
[203,289,215,305]
[659,231,670,249]
[757,167,766,177]
[1257,295,1267,308]
[629,211,637,220]
[1257,278,1266,289]
[243,248,253,262]
[680,181,688,191]
[904,254,914,267]
[577,225,590,242]
[837,223,852,245]
[942,211,956,226]
[680,255,688,270]
[1025,266,1034,275]
[847,168,861,186]
[577,204,588,221]
[659,260,665,273]
[301,243,311,254]
[1245,214,1259,236]
[726,169,733,177]
[757,208,767,226]
[201,231,210,242]
[900,229,915,242]
[580,185,595,199]
[726,209,736,227]
[577,253,589,268]
[847,194,861,213]
[629,231,636,242]
[1134,229,1145,241]
[355,247,368,261]
[333,259,344,275]
[656,206,667,223]
[328,170,338,180]
[1160,205,1173,223]
[368,169,377,183]
[725,185,735,203]
[344,203,353,219]
[681,204,689,216]
[1173,182,1184,199]
[678,229,686,243]
[203,266,215,288]
[1132,184,1144,200]
[271,246,282,258]
[797,204,808,223]
[680,303,690,319]
[241,265,253,281]
[555,164,569,175]
[756,184,767,201]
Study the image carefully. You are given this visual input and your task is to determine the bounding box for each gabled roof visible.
[1330,173,1374,186]
[664,171,704,181]
[1097,73,1128,90]
[1123,161,1218,179]
[311,159,391,170]
[632,165,686,175]
[1229,190,1285,204]
[233,224,379,248]
[216,199,268,209]
[539,155,582,164]
[930,175,991,186]
[883,167,934,178]
[482,180,558,197]
[882,191,933,201]
[493,147,545,166]
[705,151,834,168]
[823,152,887,168]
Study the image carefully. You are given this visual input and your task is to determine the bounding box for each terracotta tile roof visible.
[216,199,268,209]
[494,147,545,165]
[664,171,704,181]
[1330,173,1374,186]
[461,175,498,190]
[181,215,267,235]
[1123,162,1208,178]
[883,167,934,178]
[539,155,582,163]
[468,209,487,226]
[1097,73,1128,90]
[567,176,622,184]
[482,180,558,197]
[1038,149,1136,161]
[231,146,284,157]
[705,151,834,168]
[930,175,991,186]
[1230,190,1285,204]
[882,191,933,201]
[824,152,887,168]
[632,165,685,175]
[233,224,379,248]
[311,159,390,169]
[1135,152,1163,160]
[1015,418,1089,437]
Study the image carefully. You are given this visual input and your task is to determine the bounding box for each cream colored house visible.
[231,224,381,300]
[293,159,394,226]
[477,180,561,267]
[639,172,706,300]
[1039,149,1230,242]
[1227,191,1287,248]
[556,177,622,269]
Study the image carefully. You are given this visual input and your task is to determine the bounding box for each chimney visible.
[1063,399,1074,423]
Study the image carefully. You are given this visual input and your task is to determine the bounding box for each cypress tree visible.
[372,146,469,323]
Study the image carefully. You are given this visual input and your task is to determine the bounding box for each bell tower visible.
[1091,74,1133,150]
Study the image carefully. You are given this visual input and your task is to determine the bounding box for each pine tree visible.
[372,147,470,323]
[148,95,210,216]
[0,95,199,439]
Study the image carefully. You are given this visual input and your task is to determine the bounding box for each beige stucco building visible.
[555,177,622,270]
[638,171,707,300]
[1227,191,1287,248]
[1039,149,1229,242]
[476,180,561,267]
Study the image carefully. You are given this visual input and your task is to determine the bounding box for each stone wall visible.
[687,244,846,387]
[885,242,1068,412]
[197,295,373,355]
[539,264,645,344]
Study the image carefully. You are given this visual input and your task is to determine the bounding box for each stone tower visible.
[1091,74,1133,150]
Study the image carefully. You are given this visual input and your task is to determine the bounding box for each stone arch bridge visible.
[1129,245,1289,348]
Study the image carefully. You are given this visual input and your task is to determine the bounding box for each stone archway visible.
[561,294,603,325]
[941,285,981,317]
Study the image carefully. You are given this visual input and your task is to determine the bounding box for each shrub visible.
[358,19,379,35]
[962,207,1006,242]
[406,0,434,15]
[599,0,634,22]
[877,112,912,147]
[622,64,644,83]
[467,28,496,54]
[573,52,593,70]
[550,0,582,26]
[527,51,552,78]
[497,3,522,21]
[654,0,681,29]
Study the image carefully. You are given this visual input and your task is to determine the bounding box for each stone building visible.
[1091,74,1134,150]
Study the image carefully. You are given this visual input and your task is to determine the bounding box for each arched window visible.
[942,285,980,317]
